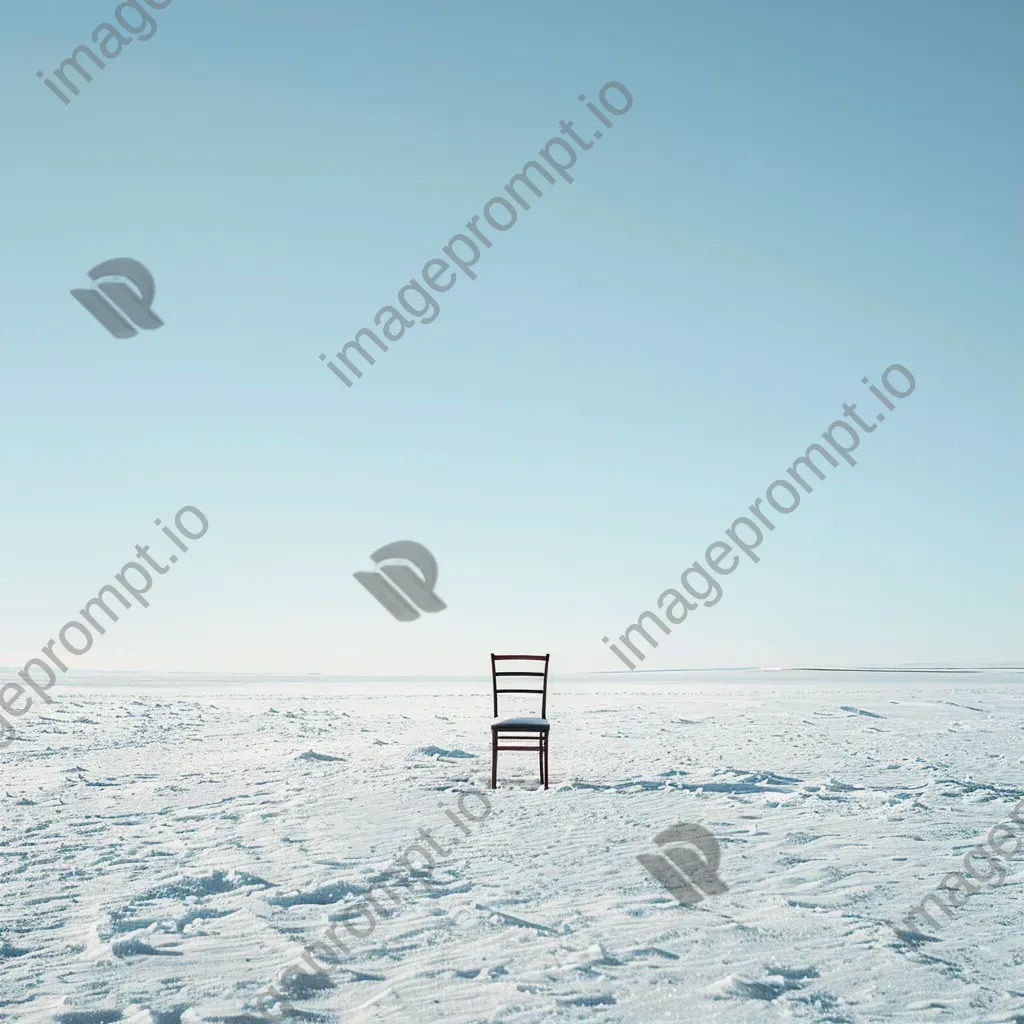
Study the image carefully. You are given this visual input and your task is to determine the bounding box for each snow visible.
[1,670,1022,1023]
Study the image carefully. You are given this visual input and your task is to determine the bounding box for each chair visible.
[490,653,550,790]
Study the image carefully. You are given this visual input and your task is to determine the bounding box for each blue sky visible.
[0,0,1019,674]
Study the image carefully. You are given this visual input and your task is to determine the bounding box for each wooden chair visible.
[490,653,550,790]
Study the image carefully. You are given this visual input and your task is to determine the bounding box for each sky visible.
[0,0,1019,675]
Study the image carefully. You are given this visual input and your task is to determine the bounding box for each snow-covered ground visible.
[1,670,1022,1024]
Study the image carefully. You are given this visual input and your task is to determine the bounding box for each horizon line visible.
[1,663,1021,678]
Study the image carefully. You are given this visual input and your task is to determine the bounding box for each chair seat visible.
[491,716,549,731]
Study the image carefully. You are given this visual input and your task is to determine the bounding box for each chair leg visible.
[538,739,544,785]
[491,734,498,790]
[544,735,549,789]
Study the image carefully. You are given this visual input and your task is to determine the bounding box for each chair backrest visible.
[490,653,550,719]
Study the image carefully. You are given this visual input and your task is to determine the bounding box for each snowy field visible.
[1,670,1022,1024]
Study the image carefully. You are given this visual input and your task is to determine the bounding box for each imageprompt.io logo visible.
[354,541,447,622]
[637,823,728,905]
[71,258,164,339]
